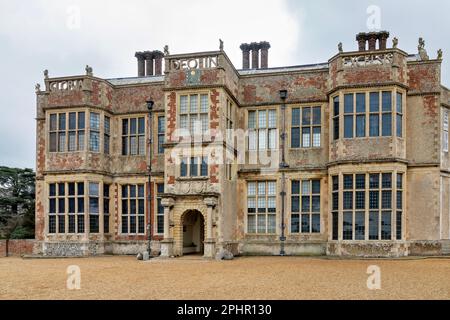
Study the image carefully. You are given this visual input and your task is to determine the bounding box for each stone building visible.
[34,31,450,258]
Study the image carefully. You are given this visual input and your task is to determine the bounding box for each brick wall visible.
[0,240,6,257]
[0,239,35,257]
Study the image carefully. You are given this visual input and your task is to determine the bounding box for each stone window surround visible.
[45,177,112,238]
[331,86,406,141]
[288,104,323,149]
[329,170,405,242]
[177,91,210,136]
[120,115,147,156]
[119,183,146,235]
[47,108,112,155]
[246,180,277,234]
[289,179,321,234]
[246,107,279,151]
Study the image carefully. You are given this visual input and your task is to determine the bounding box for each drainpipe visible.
[279,90,288,256]
[146,100,154,258]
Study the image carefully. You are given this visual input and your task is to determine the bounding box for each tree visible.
[0,166,35,239]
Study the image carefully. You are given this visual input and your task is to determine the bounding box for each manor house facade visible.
[34,31,450,257]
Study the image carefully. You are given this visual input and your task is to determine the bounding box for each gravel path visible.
[0,256,449,300]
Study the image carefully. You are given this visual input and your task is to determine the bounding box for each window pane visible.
[58,132,66,152]
[355,212,365,240]
[49,133,57,152]
[104,117,110,135]
[180,95,188,113]
[69,112,76,130]
[312,196,320,212]
[292,181,300,194]
[355,174,365,189]
[382,173,392,188]
[200,157,208,176]
[312,127,321,147]
[247,182,256,196]
[302,180,311,195]
[257,215,266,233]
[302,127,310,148]
[312,180,320,194]
[343,212,353,240]
[258,111,267,128]
[382,114,392,136]
[190,95,198,113]
[301,196,310,212]
[356,115,365,137]
[89,198,99,214]
[344,115,353,138]
[90,113,100,130]
[369,191,379,209]
[397,173,403,189]
[369,174,379,189]
[302,108,311,125]
[382,92,392,112]
[369,211,379,240]
[312,214,320,233]
[268,110,276,128]
[258,129,267,150]
[397,114,403,137]
[190,157,198,177]
[138,117,145,135]
[370,92,379,112]
[268,129,277,149]
[78,112,85,129]
[291,128,300,148]
[382,191,392,209]
[370,115,380,137]
[397,191,403,209]
[267,182,276,195]
[89,131,100,152]
[343,175,353,190]
[355,191,365,209]
[291,214,300,233]
[344,94,353,114]
[50,114,57,131]
[301,214,310,233]
[396,93,403,113]
[199,94,209,113]
[333,96,340,116]
[333,118,339,140]
[180,159,187,176]
[138,185,144,198]
[332,176,339,191]
[396,212,402,240]
[248,111,256,129]
[247,215,256,233]
[292,108,300,126]
[343,192,353,210]
[291,196,300,212]
[312,107,321,125]
[68,132,76,151]
[381,211,392,240]
[332,212,339,240]
[356,93,365,113]
[59,114,66,130]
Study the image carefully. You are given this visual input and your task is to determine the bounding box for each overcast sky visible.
[0,0,448,169]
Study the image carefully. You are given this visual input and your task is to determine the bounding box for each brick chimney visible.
[240,41,271,70]
[135,50,164,76]
[135,52,145,77]
[250,42,259,69]
[260,41,271,69]
[355,31,390,52]
[240,43,251,69]
[153,51,164,76]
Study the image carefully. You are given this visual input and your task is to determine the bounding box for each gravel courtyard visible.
[0,256,449,300]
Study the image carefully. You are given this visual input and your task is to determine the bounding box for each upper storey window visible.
[291,106,321,148]
[89,113,100,152]
[157,116,165,154]
[248,109,277,151]
[122,117,145,156]
[49,112,85,152]
[179,94,209,134]
[334,90,403,140]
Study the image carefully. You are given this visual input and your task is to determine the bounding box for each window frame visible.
[290,179,321,234]
[290,106,322,149]
[48,111,86,153]
[247,109,278,151]
[178,93,210,136]
[120,184,146,235]
[121,116,147,156]
[246,181,277,234]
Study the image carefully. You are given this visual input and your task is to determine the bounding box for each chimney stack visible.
[355,31,390,52]
[240,44,250,69]
[135,50,164,76]
[260,41,271,69]
[135,52,145,77]
[240,41,271,70]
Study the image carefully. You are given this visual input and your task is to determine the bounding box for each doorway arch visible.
[181,210,205,255]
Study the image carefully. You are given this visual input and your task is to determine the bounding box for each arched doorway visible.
[181,210,204,255]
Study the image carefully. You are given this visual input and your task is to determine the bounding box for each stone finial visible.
[418,37,429,60]
[85,65,93,76]
[437,49,443,60]
[44,69,49,79]
[35,83,41,93]
[392,37,398,49]
[219,39,224,51]
[164,45,169,56]
[338,42,343,53]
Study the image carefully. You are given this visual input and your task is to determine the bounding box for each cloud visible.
[0,0,448,168]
